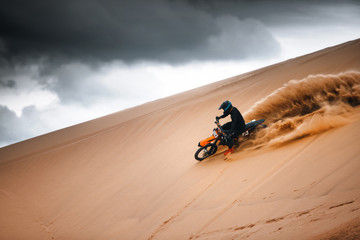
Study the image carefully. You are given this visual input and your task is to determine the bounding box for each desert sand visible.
[1,39,360,240]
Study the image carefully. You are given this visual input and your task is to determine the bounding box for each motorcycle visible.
[194,119,266,161]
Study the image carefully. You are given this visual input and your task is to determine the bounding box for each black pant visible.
[221,122,243,148]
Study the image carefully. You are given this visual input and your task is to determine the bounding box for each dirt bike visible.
[194,119,266,161]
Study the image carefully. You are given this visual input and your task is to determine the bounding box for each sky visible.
[1,0,360,147]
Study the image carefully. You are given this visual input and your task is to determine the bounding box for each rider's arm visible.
[217,112,230,119]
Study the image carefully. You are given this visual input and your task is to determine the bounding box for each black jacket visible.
[219,107,245,134]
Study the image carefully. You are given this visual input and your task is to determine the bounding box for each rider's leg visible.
[222,122,232,132]
[224,136,235,156]
[224,129,243,155]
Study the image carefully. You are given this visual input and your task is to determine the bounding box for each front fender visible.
[199,135,216,147]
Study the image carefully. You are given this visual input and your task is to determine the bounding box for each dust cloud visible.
[241,71,360,149]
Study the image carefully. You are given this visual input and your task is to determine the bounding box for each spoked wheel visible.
[194,143,218,161]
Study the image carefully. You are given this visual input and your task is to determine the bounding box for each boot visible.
[224,147,234,156]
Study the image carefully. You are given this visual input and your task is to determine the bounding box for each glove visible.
[216,116,220,121]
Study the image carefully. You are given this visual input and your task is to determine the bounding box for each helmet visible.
[219,100,232,115]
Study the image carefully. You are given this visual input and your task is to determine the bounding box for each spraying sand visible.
[241,71,360,149]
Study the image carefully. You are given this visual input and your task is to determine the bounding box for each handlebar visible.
[214,120,224,132]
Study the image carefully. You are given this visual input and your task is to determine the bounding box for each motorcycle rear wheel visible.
[194,143,218,161]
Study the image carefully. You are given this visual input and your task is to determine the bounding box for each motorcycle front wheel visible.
[194,143,218,161]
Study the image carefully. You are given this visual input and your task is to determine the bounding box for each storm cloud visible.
[0,0,283,64]
[1,0,360,64]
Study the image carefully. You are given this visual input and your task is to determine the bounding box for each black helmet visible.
[219,100,232,115]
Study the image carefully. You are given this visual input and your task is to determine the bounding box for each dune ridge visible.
[241,71,360,149]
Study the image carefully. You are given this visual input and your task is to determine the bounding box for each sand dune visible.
[1,39,360,240]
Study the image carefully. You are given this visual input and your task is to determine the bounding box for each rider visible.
[216,100,246,156]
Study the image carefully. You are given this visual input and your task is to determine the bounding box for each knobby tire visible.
[194,144,217,161]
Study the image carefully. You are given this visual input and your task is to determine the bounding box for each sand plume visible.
[242,71,360,148]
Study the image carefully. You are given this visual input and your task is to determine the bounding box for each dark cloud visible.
[1,0,359,103]
[47,63,114,105]
[1,0,359,64]
[0,0,285,108]
[0,59,112,106]
[0,0,284,64]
